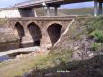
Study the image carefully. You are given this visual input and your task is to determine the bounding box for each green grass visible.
[85,16,103,52]
[90,42,102,51]
[86,17,103,33]
[89,30,103,42]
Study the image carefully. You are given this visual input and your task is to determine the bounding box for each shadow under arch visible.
[28,22,42,46]
[47,23,62,46]
[15,22,25,48]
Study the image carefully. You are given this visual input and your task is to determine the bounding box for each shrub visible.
[90,42,102,51]
[86,17,103,33]
[89,30,103,42]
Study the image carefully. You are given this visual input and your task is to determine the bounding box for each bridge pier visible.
[47,7,51,16]
[94,1,103,16]
[34,10,38,17]
[19,27,34,48]
[41,28,52,51]
[54,7,58,16]
[94,1,98,16]
[98,2,102,15]
[46,6,59,16]
[18,8,35,17]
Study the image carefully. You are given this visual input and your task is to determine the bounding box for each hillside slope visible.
[59,8,94,15]
[34,8,94,16]
[53,16,103,60]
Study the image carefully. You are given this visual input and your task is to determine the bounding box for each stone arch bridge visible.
[8,16,75,50]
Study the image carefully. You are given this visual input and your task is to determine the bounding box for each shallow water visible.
[0,55,11,62]
[0,52,31,62]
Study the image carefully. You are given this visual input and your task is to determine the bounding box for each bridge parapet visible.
[8,16,76,21]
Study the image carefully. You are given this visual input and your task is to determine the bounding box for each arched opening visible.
[47,23,62,45]
[15,22,25,48]
[28,22,42,46]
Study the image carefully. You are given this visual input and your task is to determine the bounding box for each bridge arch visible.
[47,23,62,46]
[15,22,25,48]
[27,22,42,46]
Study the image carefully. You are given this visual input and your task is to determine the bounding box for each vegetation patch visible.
[0,18,7,25]
[86,17,103,52]
[89,30,103,42]
[0,49,73,77]
[90,42,102,51]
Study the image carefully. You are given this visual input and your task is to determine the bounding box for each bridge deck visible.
[8,16,77,21]
[14,0,95,8]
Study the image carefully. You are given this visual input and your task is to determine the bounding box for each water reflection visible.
[0,52,31,62]
[0,55,11,62]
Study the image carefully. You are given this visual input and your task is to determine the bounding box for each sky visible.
[61,2,94,9]
[0,0,94,9]
[0,0,28,8]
